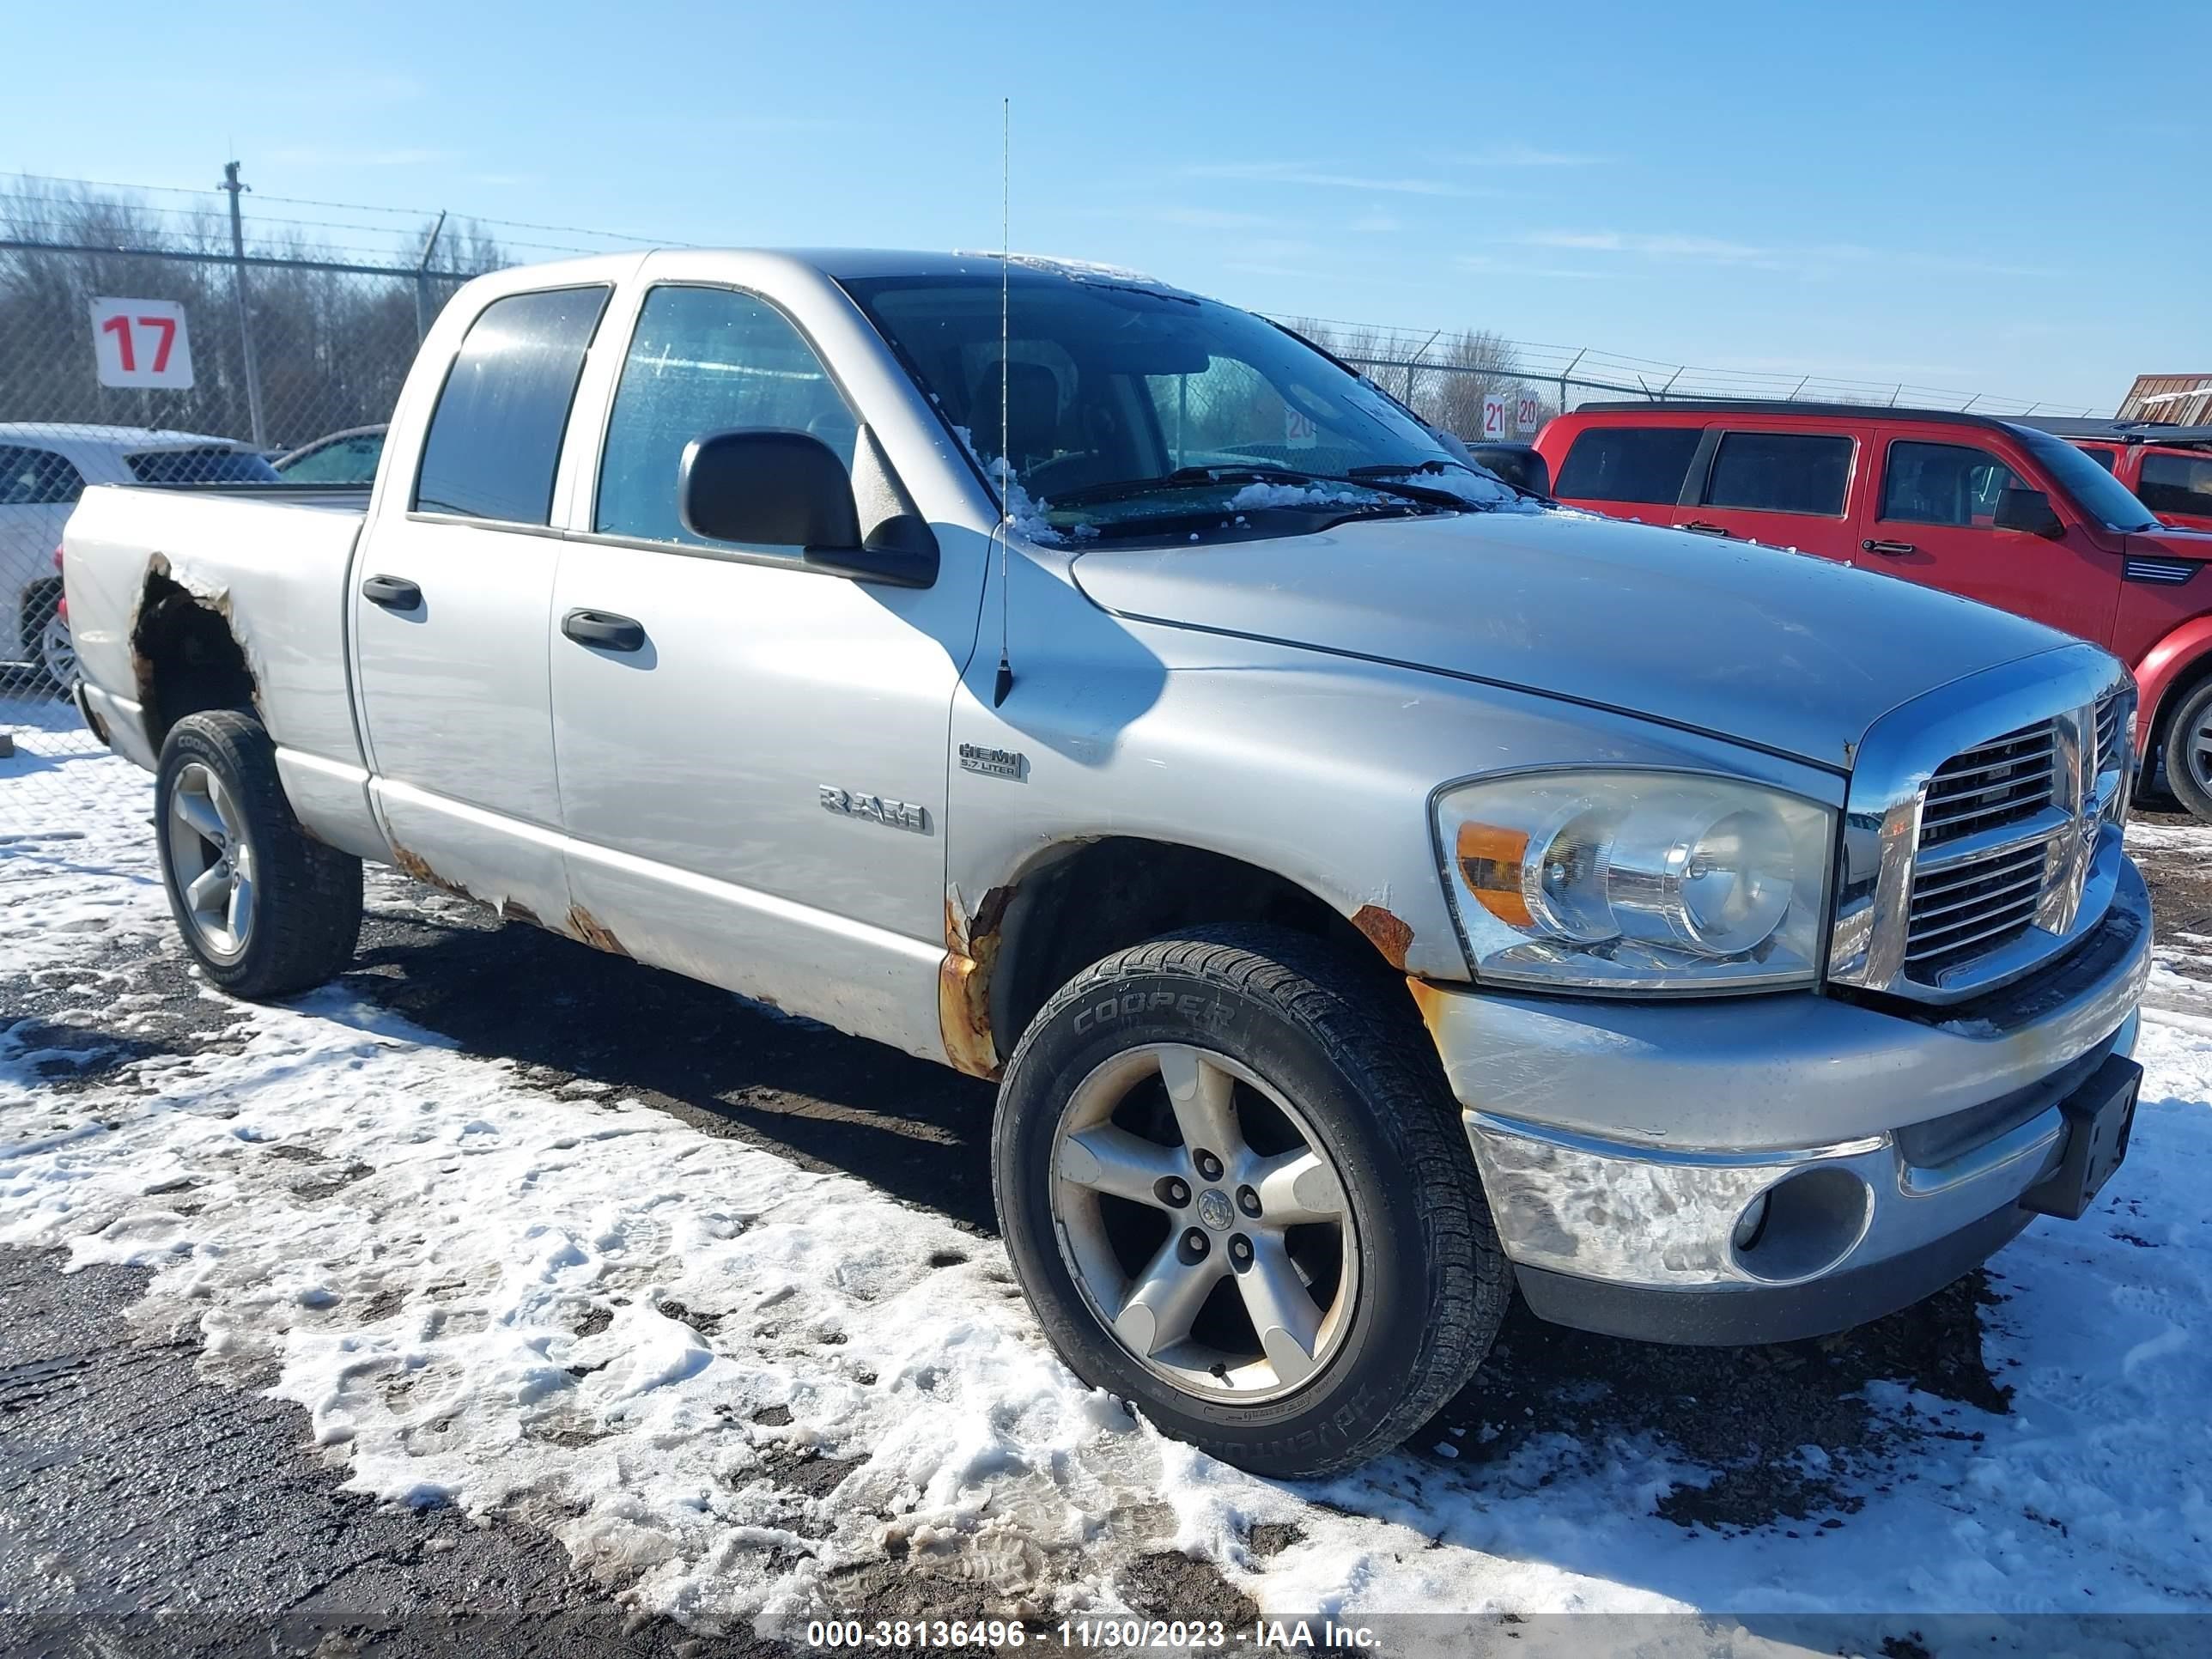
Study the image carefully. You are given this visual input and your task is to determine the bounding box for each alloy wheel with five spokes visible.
[163,759,258,961]
[1051,1041,1357,1402]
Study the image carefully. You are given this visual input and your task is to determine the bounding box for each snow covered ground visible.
[3,692,2210,1655]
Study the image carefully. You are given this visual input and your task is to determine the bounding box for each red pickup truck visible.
[1534,402,2212,818]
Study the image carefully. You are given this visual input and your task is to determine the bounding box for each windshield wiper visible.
[1047,465,1325,508]
[1348,459,1540,507]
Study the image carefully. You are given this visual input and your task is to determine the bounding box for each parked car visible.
[1535,402,2212,817]
[63,253,2147,1475]
[274,423,387,485]
[2026,417,2212,536]
[1,425,279,690]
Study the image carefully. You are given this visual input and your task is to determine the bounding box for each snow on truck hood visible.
[1069,507,2081,770]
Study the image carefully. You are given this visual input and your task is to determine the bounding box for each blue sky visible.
[7,0,2206,410]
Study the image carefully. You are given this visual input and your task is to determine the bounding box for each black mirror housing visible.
[1993,486,2065,540]
[678,428,939,588]
[1468,441,1552,499]
[681,429,860,550]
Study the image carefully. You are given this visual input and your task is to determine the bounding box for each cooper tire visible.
[155,710,362,998]
[993,925,1507,1477]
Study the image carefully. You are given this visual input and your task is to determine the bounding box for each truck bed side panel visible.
[63,484,390,860]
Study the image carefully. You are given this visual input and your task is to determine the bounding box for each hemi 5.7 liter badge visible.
[958,743,1025,781]
[819,786,928,833]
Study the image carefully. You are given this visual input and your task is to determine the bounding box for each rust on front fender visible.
[939,884,1015,1080]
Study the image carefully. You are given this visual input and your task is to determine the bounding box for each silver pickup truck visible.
[62,250,2150,1477]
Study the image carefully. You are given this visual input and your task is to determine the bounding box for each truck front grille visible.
[1829,649,2132,1006]
[1916,720,2057,848]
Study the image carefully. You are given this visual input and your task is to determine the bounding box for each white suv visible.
[1,424,278,690]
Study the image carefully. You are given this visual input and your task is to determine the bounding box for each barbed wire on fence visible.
[0,162,2110,698]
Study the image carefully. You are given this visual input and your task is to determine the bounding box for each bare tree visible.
[0,182,505,447]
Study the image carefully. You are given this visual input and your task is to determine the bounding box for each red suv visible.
[2040,418,2212,536]
[1535,402,2212,817]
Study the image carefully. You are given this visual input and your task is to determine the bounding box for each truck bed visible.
[64,483,370,778]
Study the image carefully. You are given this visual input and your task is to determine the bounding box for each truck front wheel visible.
[155,711,363,998]
[993,926,1508,1477]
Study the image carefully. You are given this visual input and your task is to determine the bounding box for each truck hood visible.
[1068,508,2077,770]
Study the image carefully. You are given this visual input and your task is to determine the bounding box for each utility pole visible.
[220,161,267,447]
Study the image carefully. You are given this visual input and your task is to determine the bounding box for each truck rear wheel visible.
[2163,678,2212,823]
[993,926,1507,1477]
[155,711,362,998]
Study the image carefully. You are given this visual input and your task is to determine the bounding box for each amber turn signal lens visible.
[1455,820,1532,927]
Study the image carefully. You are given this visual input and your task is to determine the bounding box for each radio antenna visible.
[992,96,1016,708]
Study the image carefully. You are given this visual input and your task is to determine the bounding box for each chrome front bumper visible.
[1422,858,2150,1344]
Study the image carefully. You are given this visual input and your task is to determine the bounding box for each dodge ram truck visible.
[62,250,2150,1477]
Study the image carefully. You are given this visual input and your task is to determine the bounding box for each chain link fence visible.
[0,175,513,698]
[1281,317,2104,451]
[3,167,2109,704]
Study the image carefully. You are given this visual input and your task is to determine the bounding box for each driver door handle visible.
[360,574,422,609]
[562,609,647,653]
[1677,520,1732,537]
[1863,539,1918,558]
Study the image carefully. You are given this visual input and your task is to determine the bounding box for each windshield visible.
[2007,424,2160,532]
[842,269,1514,536]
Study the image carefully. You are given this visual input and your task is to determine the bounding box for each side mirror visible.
[1992,486,2065,540]
[1468,442,1551,499]
[678,428,939,586]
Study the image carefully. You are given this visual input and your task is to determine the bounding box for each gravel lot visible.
[3,695,2209,1656]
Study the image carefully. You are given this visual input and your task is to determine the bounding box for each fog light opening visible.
[1731,1192,1771,1253]
[1729,1165,1873,1284]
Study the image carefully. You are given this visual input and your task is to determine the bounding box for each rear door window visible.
[2079,446,2118,472]
[1553,426,1701,504]
[0,445,86,506]
[1702,431,1853,516]
[414,285,611,524]
[2137,453,2212,520]
[1879,441,2026,527]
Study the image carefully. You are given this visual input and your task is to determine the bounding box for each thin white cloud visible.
[1507,230,2060,280]
[264,146,448,169]
[1455,254,1622,282]
[1183,161,1496,198]
[1449,144,1607,167]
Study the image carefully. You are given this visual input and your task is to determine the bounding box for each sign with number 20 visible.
[90,297,195,390]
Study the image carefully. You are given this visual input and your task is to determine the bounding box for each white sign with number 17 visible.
[90,297,194,389]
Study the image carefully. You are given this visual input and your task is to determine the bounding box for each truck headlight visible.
[1435,771,1833,993]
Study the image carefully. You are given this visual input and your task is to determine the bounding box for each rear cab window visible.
[414,285,612,524]
[1553,426,1701,504]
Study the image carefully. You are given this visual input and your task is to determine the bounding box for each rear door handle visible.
[360,574,422,609]
[1862,539,1918,558]
[1677,520,1733,537]
[562,609,647,653]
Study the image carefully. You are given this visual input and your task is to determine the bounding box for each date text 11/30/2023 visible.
[803,1618,1383,1650]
